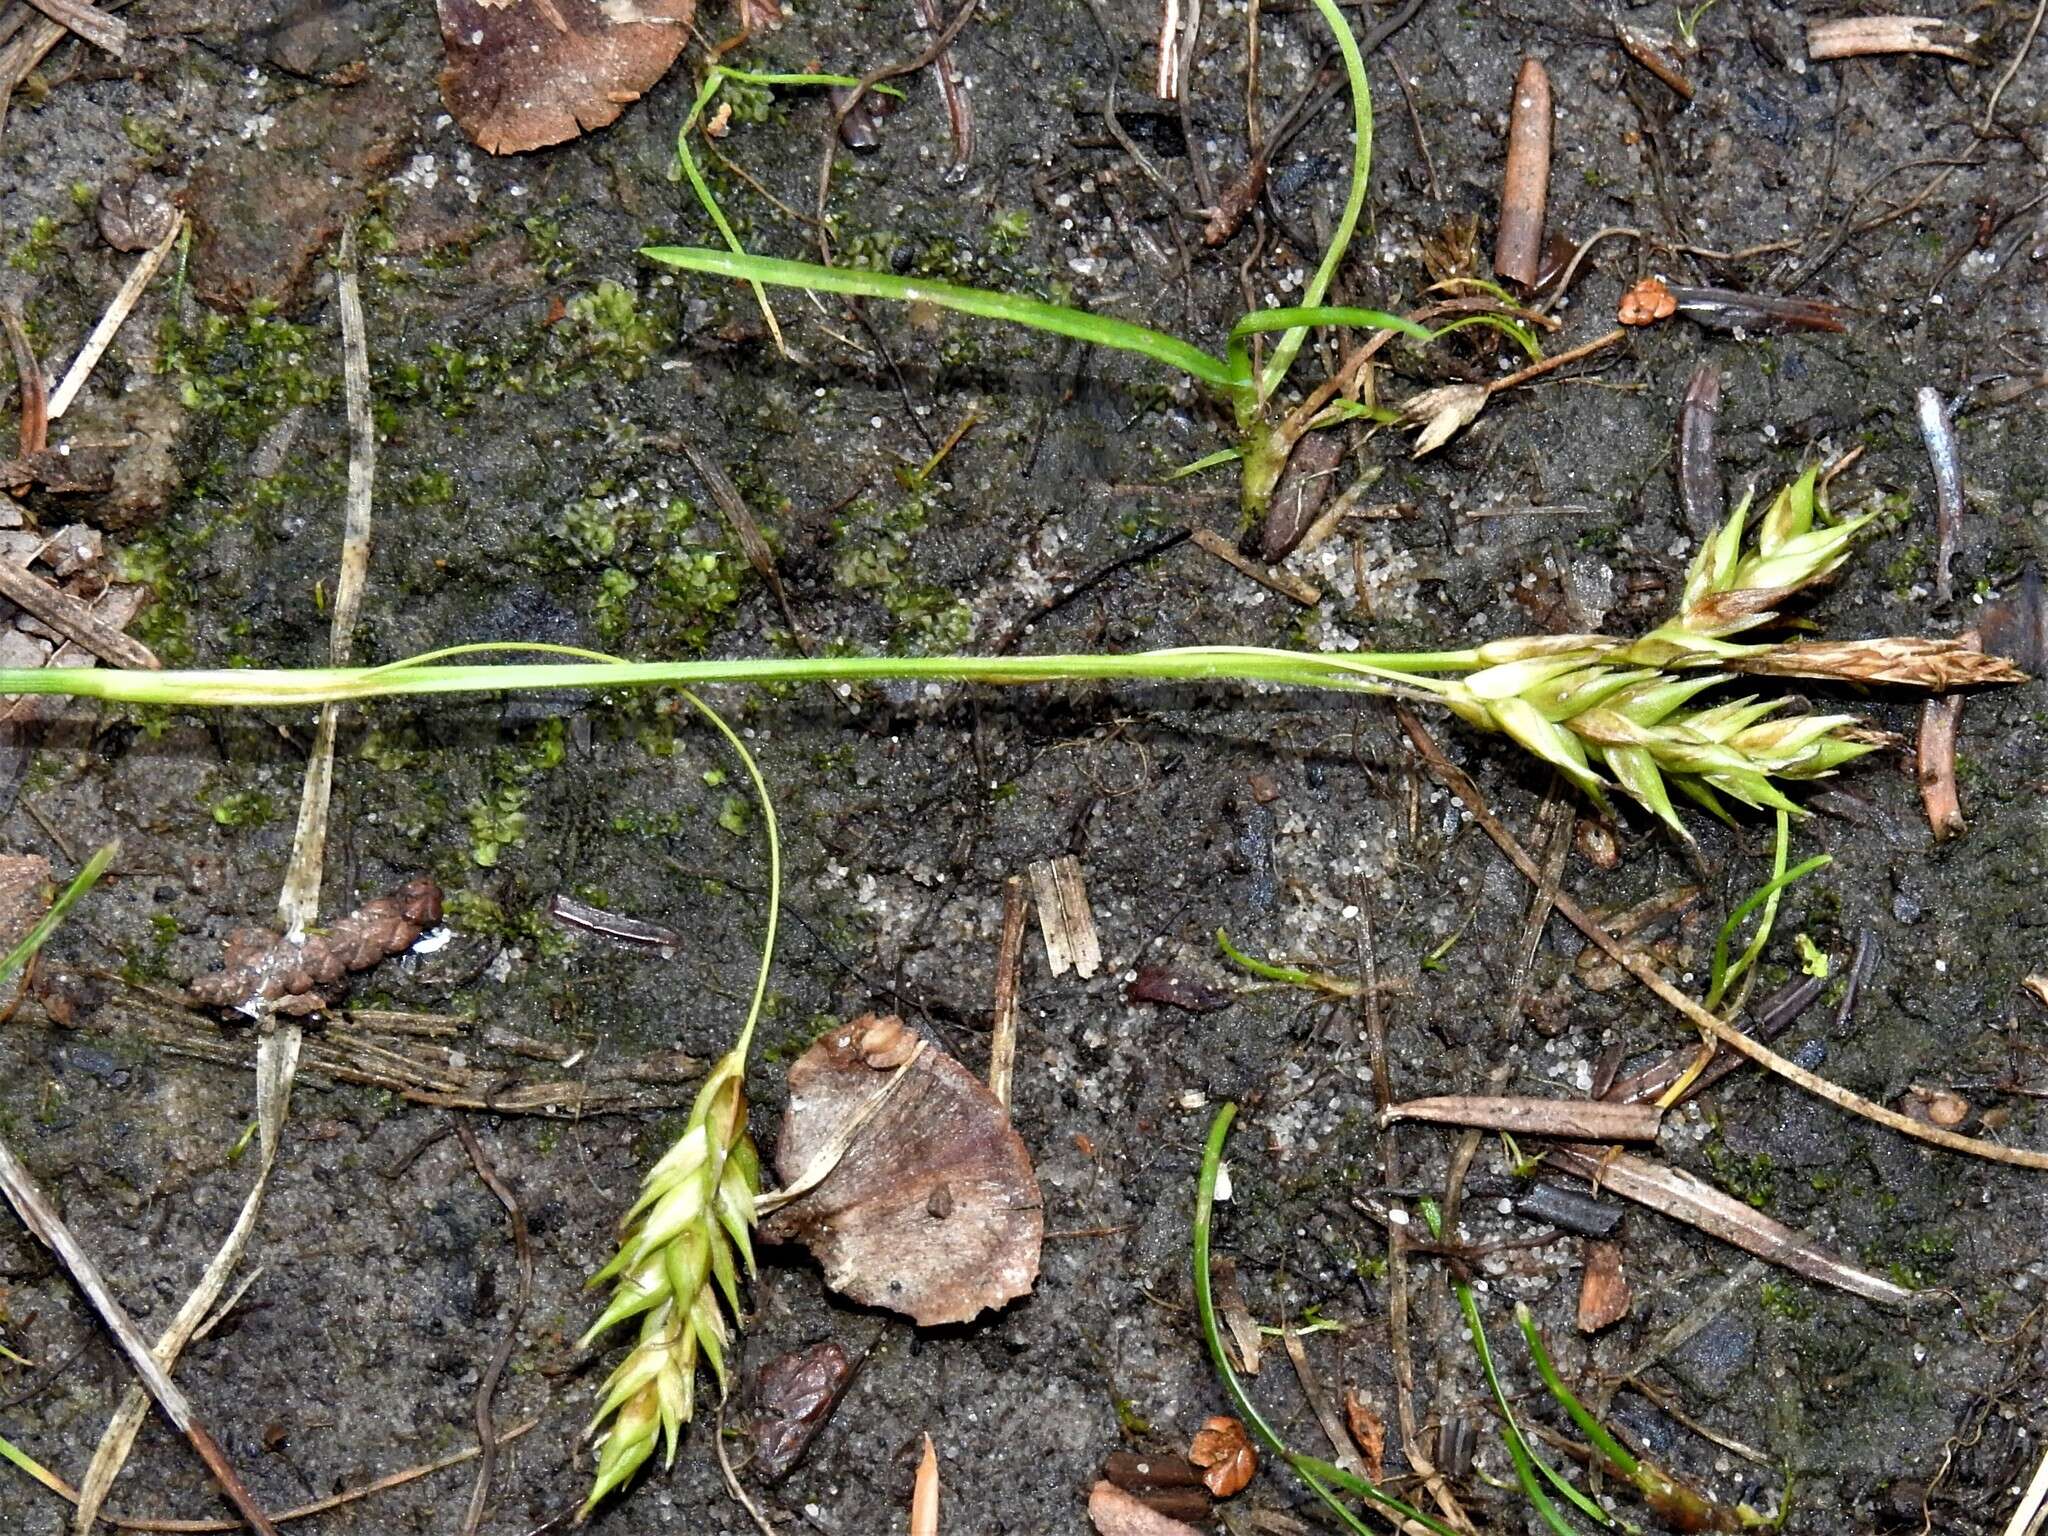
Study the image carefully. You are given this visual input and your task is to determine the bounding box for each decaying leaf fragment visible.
[189,878,443,1017]
[1187,1415,1257,1498]
[1342,1390,1385,1482]
[761,1015,1043,1325]
[436,0,696,156]
[745,1339,853,1483]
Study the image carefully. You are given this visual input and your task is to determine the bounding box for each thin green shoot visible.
[1255,0,1373,402]
[1422,1201,1615,1534]
[1675,0,1722,47]
[0,841,118,991]
[1215,927,1359,997]
[1514,1303,1771,1530]
[1704,811,1830,1011]
[1499,1130,1543,1178]
[1418,899,1480,972]
[0,1428,68,1500]
[1167,445,1244,480]
[1197,1105,1460,1536]
[225,1120,260,1162]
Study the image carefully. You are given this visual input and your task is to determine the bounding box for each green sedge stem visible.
[0,644,1484,710]
[644,245,1242,392]
[1215,927,1354,996]
[1196,1105,1460,1536]
[676,686,779,1062]
[676,77,783,349]
[1256,0,1373,402]
[0,841,118,991]
[1706,811,1829,1010]
[712,67,905,96]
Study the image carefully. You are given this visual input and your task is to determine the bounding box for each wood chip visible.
[761,1016,1043,1325]
[1190,527,1323,607]
[1386,1095,1664,1143]
[1917,694,1966,841]
[1089,1480,1206,1536]
[1029,855,1102,979]
[1213,1256,1262,1375]
[1547,1145,1915,1307]
[1577,1238,1630,1332]
[1493,58,1552,288]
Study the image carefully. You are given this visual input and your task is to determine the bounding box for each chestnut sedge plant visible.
[653,0,1544,525]
[0,481,2012,1514]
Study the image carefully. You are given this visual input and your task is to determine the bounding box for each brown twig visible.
[1486,326,1628,395]
[909,0,973,177]
[452,1118,531,1536]
[21,0,125,54]
[1980,0,2047,131]
[1394,706,2048,1170]
[0,555,160,671]
[1493,58,1552,288]
[988,874,1027,1111]
[0,1138,281,1534]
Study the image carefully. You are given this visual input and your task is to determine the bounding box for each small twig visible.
[1980,0,2047,131]
[910,0,974,177]
[1486,326,1628,395]
[1395,707,2048,1170]
[1917,692,1967,841]
[1493,58,1552,288]
[0,1139,281,1534]
[1918,387,1964,606]
[21,0,125,55]
[0,558,158,671]
[1386,51,1440,201]
[1154,0,1182,97]
[678,439,807,648]
[48,210,182,420]
[453,1118,532,1536]
[988,874,1027,1111]
[817,0,980,252]
[713,1400,780,1536]
[1189,527,1322,606]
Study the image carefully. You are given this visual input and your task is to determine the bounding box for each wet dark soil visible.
[1,1,2046,1532]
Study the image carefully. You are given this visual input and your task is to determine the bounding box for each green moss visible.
[162,307,335,444]
[117,532,197,666]
[1758,1278,1810,1321]
[564,280,666,378]
[831,485,973,650]
[209,789,278,829]
[1702,1138,1776,1209]
[6,214,61,273]
[121,114,168,156]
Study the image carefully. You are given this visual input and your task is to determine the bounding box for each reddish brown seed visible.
[1187,1416,1258,1498]
[1618,276,1677,326]
[1493,58,1553,288]
[1578,1238,1632,1332]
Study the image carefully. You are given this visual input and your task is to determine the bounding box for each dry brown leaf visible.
[746,1340,852,1483]
[911,1433,939,1536]
[1341,1390,1385,1482]
[1088,1480,1206,1536]
[2025,976,2048,1010]
[436,0,695,156]
[1187,1415,1257,1498]
[1577,1238,1631,1332]
[761,1015,1042,1325]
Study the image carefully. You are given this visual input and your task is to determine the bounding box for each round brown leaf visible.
[436,0,696,156]
[761,1015,1043,1326]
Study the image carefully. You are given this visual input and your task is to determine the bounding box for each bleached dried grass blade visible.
[72,225,379,1533]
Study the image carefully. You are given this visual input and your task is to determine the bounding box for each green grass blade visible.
[0,841,118,991]
[712,67,905,97]
[1196,1107,1460,1536]
[1167,446,1244,479]
[0,1427,70,1499]
[674,78,783,350]
[1706,812,1829,1010]
[1257,0,1374,400]
[643,246,1239,392]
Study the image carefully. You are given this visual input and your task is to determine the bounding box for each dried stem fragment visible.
[189,878,443,1016]
[1917,693,1966,841]
[1808,15,1980,63]
[1493,58,1552,288]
